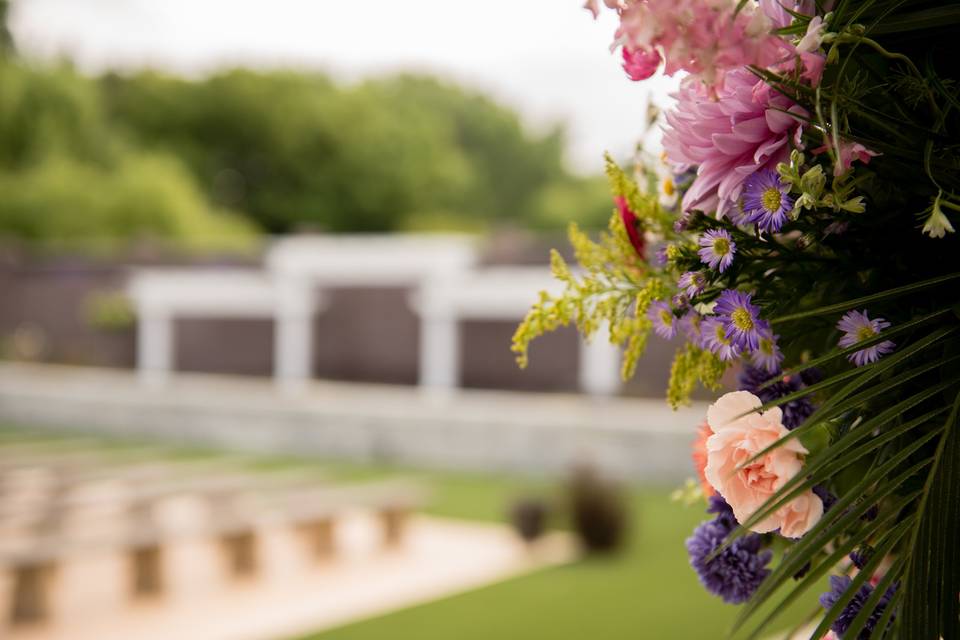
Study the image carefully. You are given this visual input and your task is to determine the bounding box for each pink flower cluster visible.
[613,0,787,93]
[663,67,807,218]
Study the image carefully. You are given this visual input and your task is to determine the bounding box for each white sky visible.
[9,0,678,174]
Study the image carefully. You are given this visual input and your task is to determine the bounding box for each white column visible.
[274,278,314,392]
[578,325,621,396]
[418,311,460,392]
[137,305,173,388]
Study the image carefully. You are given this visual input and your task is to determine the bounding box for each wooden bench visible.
[0,477,425,628]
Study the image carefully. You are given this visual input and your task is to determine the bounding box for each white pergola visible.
[264,234,478,390]
[410,267,621,396]
[127,269,315,388]
[127,235,621,396]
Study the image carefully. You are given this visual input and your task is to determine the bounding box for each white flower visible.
[922,196,955,238]
[797,16,826,53]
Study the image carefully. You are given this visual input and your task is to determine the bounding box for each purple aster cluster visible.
[737,365,815,429]
[741,169,794,232]
[702,316,742,361]
[837,310,896,366]
[819,574,897,639]
[698,229,736,272]
[686,495,772,604]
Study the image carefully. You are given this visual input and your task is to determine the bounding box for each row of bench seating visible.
[0,443,424,629]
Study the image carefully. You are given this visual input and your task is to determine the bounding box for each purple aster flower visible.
[654,244,669,266]
[738,365,815,430]
[702,317,741,361]
[648,301,679,340]
[751,326,784,373]
[698,229,736,272]
[741,169,793,232]
[678,271,707,298]
[819,574,897,639]
[837,310,896,367]
[714,290,764,351]
[680,311,704,345]
[686,505,772,604]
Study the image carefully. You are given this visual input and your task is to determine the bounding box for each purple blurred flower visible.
[715,290,764,351]
[702,317,741,361]
[738,365,814,430]
[819,575,897,639]
[837,310,896,367]
[751,326,784,373]
[687,499,772,604]
[648,301,679,340]
[698,229,736,272]
[678,271,707,298]
[680,311,705,345]
[741,169,793,232]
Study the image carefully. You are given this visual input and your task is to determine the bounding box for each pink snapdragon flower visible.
[613,0,787,93]
[813,140,881,177]
[583,0,624,19]
[621,45,662,81]
[663,67,807,217]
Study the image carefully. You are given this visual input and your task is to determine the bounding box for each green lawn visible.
[0,426,817,639]
[298,471,818,640]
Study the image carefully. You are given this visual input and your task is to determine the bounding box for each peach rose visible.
[691,421,715,498]
[704,390,823,537]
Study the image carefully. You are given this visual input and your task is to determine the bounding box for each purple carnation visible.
[687,500,771,605]
[698,229,736,272]
[819,574,897,639]
[741,169,793,233]
[648,301,679,340]
[812,484,837,512]
[737,365,814,430]
[837,310,896,367]
[714,290,764,351]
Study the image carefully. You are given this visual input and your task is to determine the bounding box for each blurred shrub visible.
[567,466,629,553]
[0,152,257,252]
[83,290,135,331]
[509,497,551,543]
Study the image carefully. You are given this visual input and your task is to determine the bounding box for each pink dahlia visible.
[614,0,787,93]
[663,68,807,217]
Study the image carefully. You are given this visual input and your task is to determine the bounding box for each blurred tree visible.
[0,60,255,251]
[0,0,13,57]
[101,70,606,233]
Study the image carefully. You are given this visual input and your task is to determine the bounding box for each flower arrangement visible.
[514,1,960,637]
